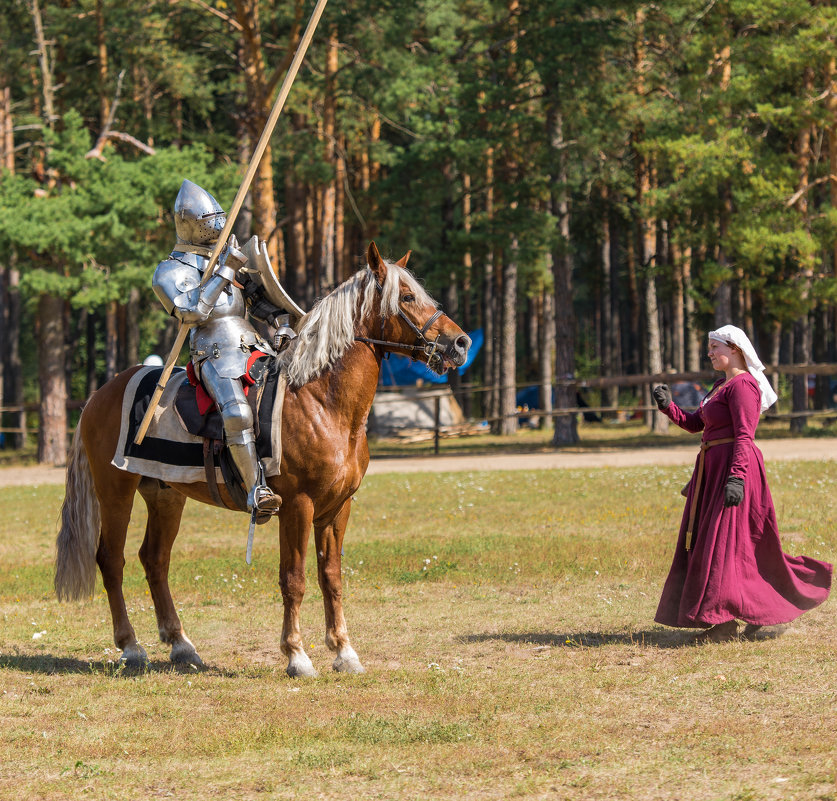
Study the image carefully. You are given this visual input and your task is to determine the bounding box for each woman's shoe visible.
[691,620,739,643]
[742,623,787,640]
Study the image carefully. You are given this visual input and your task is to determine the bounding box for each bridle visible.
[355,280,448,373]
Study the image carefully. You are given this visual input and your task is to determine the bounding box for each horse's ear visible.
[395,251,411,268]
[367,241,387,284]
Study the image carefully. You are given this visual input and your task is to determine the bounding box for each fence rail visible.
[2,364,835,445]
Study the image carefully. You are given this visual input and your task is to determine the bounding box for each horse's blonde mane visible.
[284,260,436,388]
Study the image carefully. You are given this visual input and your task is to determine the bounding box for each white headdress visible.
[708,324,778,413]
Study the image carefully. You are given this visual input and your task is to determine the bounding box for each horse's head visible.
[365,242,471,375]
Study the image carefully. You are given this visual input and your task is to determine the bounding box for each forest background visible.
[1,0,837,464]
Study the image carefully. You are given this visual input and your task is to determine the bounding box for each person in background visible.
[652,324,832,642]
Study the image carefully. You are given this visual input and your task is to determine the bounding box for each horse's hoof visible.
[118,644,149,668]
[286,653,318,678]
[332,656,365,674]
[170,641,204,668]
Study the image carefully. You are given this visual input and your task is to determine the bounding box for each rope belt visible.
[685,437,736,551]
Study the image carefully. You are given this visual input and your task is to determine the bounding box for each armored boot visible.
[201,361,281,516]
[227,438,282,515]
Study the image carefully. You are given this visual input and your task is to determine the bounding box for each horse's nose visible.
[455,334,471,359]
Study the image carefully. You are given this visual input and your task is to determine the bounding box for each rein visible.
[355,279,447,371]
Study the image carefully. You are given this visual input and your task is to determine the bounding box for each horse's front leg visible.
[137,478,202,667]
[315,498,365,674]
[279,496,318,678]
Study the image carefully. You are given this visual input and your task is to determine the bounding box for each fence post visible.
[434,395,441,454]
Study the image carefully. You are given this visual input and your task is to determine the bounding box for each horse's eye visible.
[401,293,415,303]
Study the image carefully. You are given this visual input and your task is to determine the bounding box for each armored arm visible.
[152,241,247,325]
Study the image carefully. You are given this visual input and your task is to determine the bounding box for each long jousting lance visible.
[134,0,328,445]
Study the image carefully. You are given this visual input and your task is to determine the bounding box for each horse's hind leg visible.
[315,499,365,674]
[93,470,147,666]
[137,478,202,667]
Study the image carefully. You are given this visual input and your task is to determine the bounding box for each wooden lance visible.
[134,0,329,445]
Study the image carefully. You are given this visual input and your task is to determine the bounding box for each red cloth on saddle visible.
[185,350,267,417]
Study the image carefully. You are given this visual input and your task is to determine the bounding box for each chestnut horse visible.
[54,243,470,677]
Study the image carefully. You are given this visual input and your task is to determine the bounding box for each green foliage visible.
[3,0,837,411]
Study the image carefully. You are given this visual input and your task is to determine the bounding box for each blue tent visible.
[379,329,483,386]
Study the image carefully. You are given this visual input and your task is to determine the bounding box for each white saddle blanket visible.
[111,365,284,484]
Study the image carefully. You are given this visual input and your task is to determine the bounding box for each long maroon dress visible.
[655,372,832,628]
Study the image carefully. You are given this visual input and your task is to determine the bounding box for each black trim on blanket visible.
[123,367,205,466]
[120,365,279,470]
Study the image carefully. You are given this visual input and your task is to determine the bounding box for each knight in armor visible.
[152,179,294,515]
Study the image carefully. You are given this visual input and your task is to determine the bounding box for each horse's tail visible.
[54,419,101,601]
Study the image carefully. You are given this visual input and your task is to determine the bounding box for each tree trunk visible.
[499,247,518,436]
[306,187,317,295]
[484,148,499,427]
[790,84,815,434]
[85,311,98,397]
[0,267,5,430]
[233,124,253,245]
[548,109,578,445]
[362,115,381,240]
[670,236,685,372]
[791,317,810,432]
[233,0,298,272]
[824,59,837,408]
[335,133,347,283]
[3,260,25,448]
[684,238,700,371]
[636,150,667,432]
[539,286,554,428]
[712,42,733,326]
[0,78,13,170]
[105,299,118,381]
[37,294,67,464]
[125,286,140,366]
[287,113,308,304]
[30,0,56,130]
[601,202,620,411]
[714,198,733,325]
[526,296,539,380]
[319,27,339,291]
[458,171,474,417]
[624,227,641,376]
[95,0,110,126]
[769,321,781,397]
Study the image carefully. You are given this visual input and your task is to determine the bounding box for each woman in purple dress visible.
[652,325,832,642]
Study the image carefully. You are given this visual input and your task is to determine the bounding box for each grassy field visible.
[0,459,835,800]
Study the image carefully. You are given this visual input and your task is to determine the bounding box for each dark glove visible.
[724,476,745,507]
[652,384,672,411]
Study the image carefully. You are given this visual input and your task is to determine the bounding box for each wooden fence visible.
[1,364,836,452]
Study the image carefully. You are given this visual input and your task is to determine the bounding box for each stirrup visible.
[248,484,282,514]
[245,460,282,515]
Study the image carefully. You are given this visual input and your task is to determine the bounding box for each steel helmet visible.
[173,179,226,246]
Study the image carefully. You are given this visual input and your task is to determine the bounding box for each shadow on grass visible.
[0,652,238,677]
[458,629,698,649]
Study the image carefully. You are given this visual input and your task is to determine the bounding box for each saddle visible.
[173,355,278,518]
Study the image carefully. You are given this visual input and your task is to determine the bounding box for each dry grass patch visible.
[0,461,835,800]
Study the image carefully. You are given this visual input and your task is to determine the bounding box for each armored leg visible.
[199,360,281,514]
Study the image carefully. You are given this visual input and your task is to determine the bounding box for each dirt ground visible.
[1,436,834,487]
